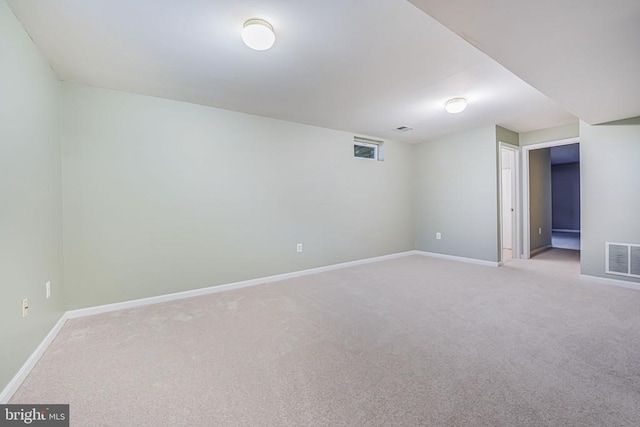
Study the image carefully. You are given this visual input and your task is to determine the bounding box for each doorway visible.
[550,144,580,251]
[522,137,580,259]
[499,143,520,263]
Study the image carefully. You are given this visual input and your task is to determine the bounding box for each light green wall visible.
[580,119,640,283]
[528,148,552,251]
[496,126,519,146]
[3,0,638,397]
[0,2,64,392]
[414,125,499,262]
[519,122,579,146]
[61,83,415,309]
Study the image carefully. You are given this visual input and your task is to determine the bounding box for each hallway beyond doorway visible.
[552,231,580,251]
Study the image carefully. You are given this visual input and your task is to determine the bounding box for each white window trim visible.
[354,137,384,161]
[354,140,378,160]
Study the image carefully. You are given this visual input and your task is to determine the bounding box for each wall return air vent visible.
[606,242,640,278]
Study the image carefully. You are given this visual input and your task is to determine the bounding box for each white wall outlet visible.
[538,227,542,235]
[22,298,29,318]
[46,281,51,299]
[436,232,442,240]
[296,243,303,253]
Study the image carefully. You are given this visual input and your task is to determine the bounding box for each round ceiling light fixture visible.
[445,97,468,114]
[241,19,275,51]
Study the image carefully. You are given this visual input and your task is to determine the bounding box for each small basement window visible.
[354,137,384,161]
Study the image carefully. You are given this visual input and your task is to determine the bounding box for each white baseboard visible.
[413,250,499,267]
[2,250,416,402]
[580,274,640,292]
[7,252,637,406]
[530,245,552,256]
[1,248,494,402]
[66,251,416,319]
[0,313,68,404]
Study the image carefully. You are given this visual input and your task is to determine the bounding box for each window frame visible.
[353,137,384,161]
[353,140,378,160]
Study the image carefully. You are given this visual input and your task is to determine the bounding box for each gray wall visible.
[414,125,499,262]
[580,118,640,283]
[3,4,638,397]
[529,148,552,252]
[0,2,64,392]
[61,83,415,309]
[520,122,579,146]
[552,162,580,231]
[496,126,519,147]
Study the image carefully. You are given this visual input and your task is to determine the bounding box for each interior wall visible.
[580,118,640,283]
[520,122,579,146]
[496,126,520,147]
[551,162,580,231]
[0,2,64,393]
[528,148,552,252]
[414,125,499,262]
[61,83,415,309]
[3,2,638,397]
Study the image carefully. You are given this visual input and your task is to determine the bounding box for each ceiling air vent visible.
[606,242,640,278]
[394,126,413,132]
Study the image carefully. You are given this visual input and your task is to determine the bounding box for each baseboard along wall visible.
[2,250,410,402]
[66,251,420,318]
[530,245,553,257]
[0,314,68,404]
[414,251,500,267]
[0,248,502,403]
[580,274,640,292]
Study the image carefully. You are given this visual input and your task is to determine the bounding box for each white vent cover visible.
[632,246,640,276]
[606,242,640,278]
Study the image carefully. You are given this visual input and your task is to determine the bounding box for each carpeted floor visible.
[10,250,640,426]
[552,231,581,251]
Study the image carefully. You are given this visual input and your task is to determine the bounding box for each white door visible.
[502,168,513,250]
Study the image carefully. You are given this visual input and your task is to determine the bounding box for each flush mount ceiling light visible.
[241,19,275,51]
[445,97,467,114]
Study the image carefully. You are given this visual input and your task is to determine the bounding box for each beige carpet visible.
[11,250,640,426]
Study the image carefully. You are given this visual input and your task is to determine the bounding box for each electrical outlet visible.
[46,281,51,299]
[538,227,542,235]
[22,298,29,318]
[436,232,442,240]
[296,243,303,253]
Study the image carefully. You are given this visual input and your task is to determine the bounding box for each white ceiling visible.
[7,0,579,143]
[409,0,640,125]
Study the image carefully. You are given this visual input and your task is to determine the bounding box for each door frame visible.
[498,142,521,263]
[521,137,580,259]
